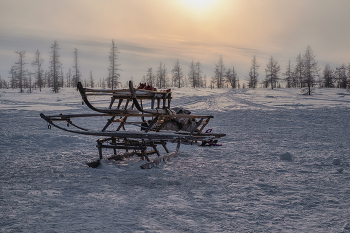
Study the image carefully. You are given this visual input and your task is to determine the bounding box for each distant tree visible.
[302,46,319,95]
[50,41,62,93]
[264,56,281,89]
[188,60,197,88]
[246,55,259,89]
[9,65,17,89]
[335,64,347,88]
[0,75,8,89]
[294,53,304,88]
[60,69,64,88]
[214,55,225,88]
[72,48,81,87]
[283,59,294,88]
[172,59,183,88]
[156,62,167,88]
[141,75,146,84]
[28,73,32,93]
[226,66,238,88]
[108,40,121,89]
[44,70,50,88]
[14,51,27,93]
[146,68,155,86]
[66,68,72,87]
[31,49,44,91]
[101,77,106,89]
[322,64,335,88]
[89,71,94,88]
[195,61,203,87]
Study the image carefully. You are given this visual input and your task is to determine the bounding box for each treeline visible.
[253,45,350,95]
[1,42,349,95]
[139,55,240,89]
[1,40,121,93]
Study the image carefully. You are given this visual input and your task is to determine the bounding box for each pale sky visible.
[1,0,350,86]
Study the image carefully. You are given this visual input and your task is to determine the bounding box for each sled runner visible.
[40,81,225,169]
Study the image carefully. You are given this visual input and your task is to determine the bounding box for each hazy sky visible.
[1,0,350,86]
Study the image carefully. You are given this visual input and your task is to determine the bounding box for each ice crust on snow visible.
[1,87,350,232]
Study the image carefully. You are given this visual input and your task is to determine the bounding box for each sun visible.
[180,0,217,12]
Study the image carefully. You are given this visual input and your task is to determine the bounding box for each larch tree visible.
[50,41,62,93]
[14,51,26,93]
[323,64,335,88]
[246,55,259,89]
[89,71,94,88]
[108,40,121,89]
[264,56,281,89]
[302,46,319,95]
[335,64,347,88]
[72,48,81,87]
[188,60,197,88]
[156,62,167,88]
[60,69,64,88]
[283,59,294,88]
[294,53,304,88]
[214,55,225,88]
[195,61,203,87]
[31,49,44,91]
[226,66,238,88]
[9,65,17,89]
[146,68,155,86]
[66,68,72,87]
[172,59,183,88]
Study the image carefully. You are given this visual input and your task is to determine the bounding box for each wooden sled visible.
[40,81,225,169]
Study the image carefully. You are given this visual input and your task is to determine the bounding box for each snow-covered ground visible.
[1,87,350,232]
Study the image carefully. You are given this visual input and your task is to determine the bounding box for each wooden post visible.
[97,140,103,160]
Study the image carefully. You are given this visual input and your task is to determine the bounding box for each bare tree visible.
[89,71,94,88]
[28,73,32,93]
[156,62,167,88]
[246,55,259,89]
[108,40,121,89]
[196,62,203,87]
[14,51,27,93]
[50,41,62,93]
[101,77,106,89]
[302,46,319,95]
[188,60,197,88]
[172,59,183,88]
[72,48,81,87]
[226,66,238,88]
[294,53,304,88]
[31,49,44,91]
[335,64,347,88]
[283,59,294,88]
[44,70,50,88]
[146,68,155,86]
[214,55,225,88]
[9,65,17,89]
[264,56,281,89]
[66,68,72,87]
[60,69,64,88]
[323,64,335,88]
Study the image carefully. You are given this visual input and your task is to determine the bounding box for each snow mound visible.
[279,152,293,161]
[333,158,341,165]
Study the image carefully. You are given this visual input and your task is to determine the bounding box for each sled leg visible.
[161,141,169,153]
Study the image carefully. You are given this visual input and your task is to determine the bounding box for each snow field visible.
[1,87,350,232]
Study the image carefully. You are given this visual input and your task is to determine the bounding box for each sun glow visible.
[180,0,217,12]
